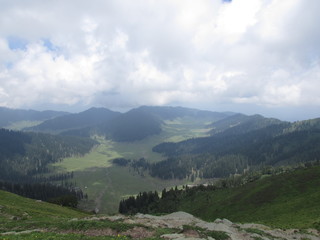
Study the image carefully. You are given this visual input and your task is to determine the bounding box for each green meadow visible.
[75,166,185,213]
[52,137,120,172]
[50,117,212,214]
[0,190,88,233]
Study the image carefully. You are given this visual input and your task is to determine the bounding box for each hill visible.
[209,113,284,135]
[0,107,67,129]
[28,107,120,134]
[100,107,163,142]
[101,106,233,142]
[151,118,320,179]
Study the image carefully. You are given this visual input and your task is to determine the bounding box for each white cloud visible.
[0,0,319,119]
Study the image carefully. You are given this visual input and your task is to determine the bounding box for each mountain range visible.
[24,106,234,141]
[0,106,67,128]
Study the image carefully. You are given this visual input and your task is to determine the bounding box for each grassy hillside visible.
[177,166,320,229]
[0,190,88,233]
[0,190,146,239]
[0,190,233,240]
[0,190,163,239]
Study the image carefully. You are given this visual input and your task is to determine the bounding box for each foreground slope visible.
[0,190,88,232]
[1,190,318,240]
[176,165,320,229]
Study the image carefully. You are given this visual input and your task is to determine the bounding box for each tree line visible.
[112,154,249,180]
[0,181,86,208]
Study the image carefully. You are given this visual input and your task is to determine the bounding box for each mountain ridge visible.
[26,107,120,133]
[10,106,236,141]
[0,107,68,128]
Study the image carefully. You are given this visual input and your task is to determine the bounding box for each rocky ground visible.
[95,211,320,240]
[1,211,319,239]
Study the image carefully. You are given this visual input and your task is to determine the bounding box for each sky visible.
[0,0,320,121]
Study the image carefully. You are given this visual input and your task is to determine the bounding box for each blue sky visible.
[0,0,320,121]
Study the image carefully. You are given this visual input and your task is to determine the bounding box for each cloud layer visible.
[0,0,319,119]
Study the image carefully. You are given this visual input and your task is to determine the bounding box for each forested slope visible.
[149,118,320,179]
[0,128,97,181]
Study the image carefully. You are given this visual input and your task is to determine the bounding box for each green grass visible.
[58,219,134,232]
[0,190,217,240]
[177,166,320,229]
[0,232,130,240]
[0,190,88,233]
[0,190,138,239]
[52,137,120,172]
[0,189,241,240]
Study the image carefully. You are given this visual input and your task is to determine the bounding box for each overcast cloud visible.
[0,0,319,120]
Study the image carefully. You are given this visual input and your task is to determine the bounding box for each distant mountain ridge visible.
[209,113,285,135]
[100,106,233,142]
[21,106,236,141]
[0,107,68,127]
[136,106,233,121]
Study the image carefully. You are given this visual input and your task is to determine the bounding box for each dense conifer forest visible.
[0,128,95,207]
[0,128,97,179]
